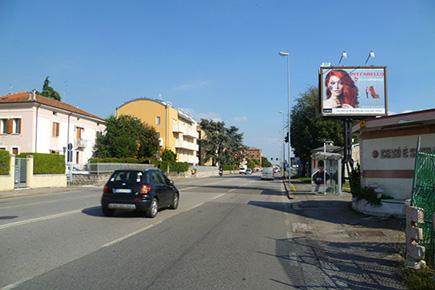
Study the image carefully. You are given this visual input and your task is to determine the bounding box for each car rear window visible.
[263,168,273,173]
[110,171,143,184]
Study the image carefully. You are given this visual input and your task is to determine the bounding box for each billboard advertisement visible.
[319,66,387,117]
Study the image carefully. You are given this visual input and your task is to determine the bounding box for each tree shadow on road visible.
[261,236,405,289]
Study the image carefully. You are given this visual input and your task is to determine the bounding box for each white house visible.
[0,91,106,166]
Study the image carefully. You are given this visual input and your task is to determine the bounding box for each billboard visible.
[319,66,387,117]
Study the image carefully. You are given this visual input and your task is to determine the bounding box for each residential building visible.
[0,91,106,165]
[246,147,262,165]
[116,98,199,165]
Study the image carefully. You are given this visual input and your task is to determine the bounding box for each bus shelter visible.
[311,152,342,195]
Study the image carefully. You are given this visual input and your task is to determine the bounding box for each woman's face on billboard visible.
[327,76,343,97]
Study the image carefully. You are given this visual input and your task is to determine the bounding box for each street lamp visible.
[278,111,285,178]
[279,51,291,185]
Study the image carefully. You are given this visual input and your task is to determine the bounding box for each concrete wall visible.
[360,133,435,200]
[0,155,14,191]
[25,156,67,189]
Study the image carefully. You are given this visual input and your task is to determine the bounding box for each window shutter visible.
[6,119,13,134]
[56,123,59,136]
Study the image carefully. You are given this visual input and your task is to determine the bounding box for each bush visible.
[155,161,189,173]
[170,162,189,173]
[222,164,238,171]
[401,266,435,290]
[349,164,381,206]
[0,150,10,175]
[88,157,150,164]
[18,152,65,174]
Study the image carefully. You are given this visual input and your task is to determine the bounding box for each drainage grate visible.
[347,230,386,238]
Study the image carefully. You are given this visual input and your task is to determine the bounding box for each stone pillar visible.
[26,155,34,188]
[405,205,426,269]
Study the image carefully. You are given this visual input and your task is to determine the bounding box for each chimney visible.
[31,90,36,101]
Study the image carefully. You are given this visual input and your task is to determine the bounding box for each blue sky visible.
[1,0,434,160]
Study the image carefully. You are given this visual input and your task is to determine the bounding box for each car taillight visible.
[140,184,152,195]
[103,184,110,193]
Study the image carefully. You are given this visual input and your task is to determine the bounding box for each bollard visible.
[405,205,426,269]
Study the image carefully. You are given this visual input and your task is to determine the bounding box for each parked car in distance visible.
[239,165,247,174]
[101,169,179,218]
[261,167,274,180]
[245,168,253,175]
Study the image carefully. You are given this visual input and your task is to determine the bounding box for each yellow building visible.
[116,98,199,165]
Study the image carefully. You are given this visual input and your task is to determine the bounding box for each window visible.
[12,119,21,134]
[0,119,6,134]
[52,122,60,137]
[76,127,83,139]
[151,171,165,184]
[155,116,161,125]
[12,147,19,155]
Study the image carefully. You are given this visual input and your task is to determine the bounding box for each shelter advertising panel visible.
[319,66,387,117]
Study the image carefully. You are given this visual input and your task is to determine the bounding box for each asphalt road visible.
[0,174,295,290]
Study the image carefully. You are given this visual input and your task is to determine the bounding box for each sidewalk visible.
[281,179,406,289]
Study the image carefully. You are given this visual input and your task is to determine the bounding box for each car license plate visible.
[108,203,136,209]
[114,188,132,193]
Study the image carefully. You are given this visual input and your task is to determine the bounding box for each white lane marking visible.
[211,193,225,200]
[186,202,205,211]
[180,186,197,191]
[101,221,162,248]
[0,209,82,230]
[227,188,237,193]
[0,194,97,210]
[1,276,33,290]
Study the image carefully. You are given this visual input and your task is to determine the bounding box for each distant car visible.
[261,167,274,180]
[239,166,247,174]
[245,168,253,175]
[101,169,179,218]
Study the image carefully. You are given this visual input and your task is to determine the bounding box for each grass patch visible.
[401,266,435,290]
[343,181,351,192]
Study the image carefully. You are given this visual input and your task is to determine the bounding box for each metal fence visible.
[411,151,435,264]
[86,163,155,174]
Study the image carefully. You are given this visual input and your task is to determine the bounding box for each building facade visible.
[246,147,262,165]
[116,98,199,165]
[0,92,106,165]
[353,108,435,200]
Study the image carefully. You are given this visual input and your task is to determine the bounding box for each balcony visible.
[177,154,199,165]
[175,139,199,151]
[75,138,87,150]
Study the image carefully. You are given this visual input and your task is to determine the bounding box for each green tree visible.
[94,115,160,159]
[290,87,343,172]
[161,149,177,163]
[37,77,62,101]
[261,157,272,167]
[199,119,246,167]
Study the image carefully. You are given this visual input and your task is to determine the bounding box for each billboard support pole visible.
[343,118,354,180]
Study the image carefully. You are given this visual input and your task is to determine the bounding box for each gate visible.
[14,158,27,188]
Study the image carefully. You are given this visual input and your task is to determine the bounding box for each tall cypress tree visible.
[39,77,62,101]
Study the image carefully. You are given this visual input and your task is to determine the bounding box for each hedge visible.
[17,152,65,174]
[0,150,10,175]
[89,157,151,164]
[155,161,189,173]
[222,164,238,171]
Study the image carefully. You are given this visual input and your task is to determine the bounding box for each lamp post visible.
[278,111,285,178]
[279,51,291,185]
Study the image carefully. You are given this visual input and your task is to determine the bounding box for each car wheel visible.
[145,198,158,218]
[102,205,114,217]
[169,192,179,209]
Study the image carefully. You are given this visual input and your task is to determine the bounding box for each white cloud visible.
[233,116,248,123]
[174,80,212,91]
